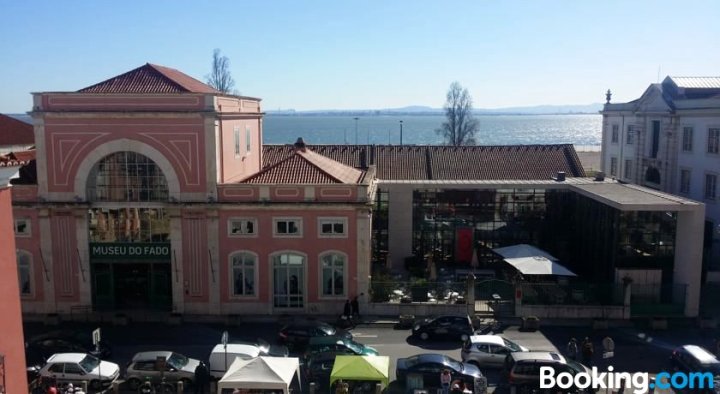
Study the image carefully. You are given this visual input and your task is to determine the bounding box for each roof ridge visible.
[298,149,362,183]
[147,63,219,93]
[78,63,187,93]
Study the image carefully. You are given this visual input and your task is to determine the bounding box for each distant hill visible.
[267,103,603,116]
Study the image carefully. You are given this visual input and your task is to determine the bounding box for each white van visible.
[208,344,261,379]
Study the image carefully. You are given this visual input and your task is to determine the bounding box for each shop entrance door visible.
[114,263,150,309]
[273,253,305,309]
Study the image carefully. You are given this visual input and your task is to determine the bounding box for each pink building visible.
[13,64,374,318]
[0,155,30,393]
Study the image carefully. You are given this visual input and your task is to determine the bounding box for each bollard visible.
[375,383,382,394]
[177,380,184,393]
[111,381,120,393]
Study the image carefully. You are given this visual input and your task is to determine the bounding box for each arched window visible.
[272,252,305,308]
[230,252,256,297]
[320,252,346,297]
[86,152,168,202]
[17,250,32,296]
[645,167,661,184]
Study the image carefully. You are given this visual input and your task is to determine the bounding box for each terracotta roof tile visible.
[262,144,585,180]
[0,149,35,167]
[78,63,221,94]
[0,114,34,146]
[241,146,364,184]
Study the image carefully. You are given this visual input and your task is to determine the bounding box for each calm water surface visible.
[264,114,601,150]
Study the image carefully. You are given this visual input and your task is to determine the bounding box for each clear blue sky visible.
[1,0,719,113]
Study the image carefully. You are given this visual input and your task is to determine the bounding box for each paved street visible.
[25,319,720,393]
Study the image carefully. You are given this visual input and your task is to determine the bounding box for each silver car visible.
[461,335,529,367]
[125,351,200,390]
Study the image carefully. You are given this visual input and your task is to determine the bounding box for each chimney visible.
[594,171,606,182]
[293,137,307,152]
[554,171,566,182]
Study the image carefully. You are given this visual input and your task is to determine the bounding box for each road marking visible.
[352,333,378,338]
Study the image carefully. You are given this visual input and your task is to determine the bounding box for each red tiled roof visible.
[241,146,365,184]
[262,144,586,180]
[78,63,221,94]
[0,149,35,167]
[0,114,34,146]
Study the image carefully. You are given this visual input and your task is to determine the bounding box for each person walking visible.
[351,295,360,318]
[566,337,578,360]
[441,369,452,394]
[602,335,615,359]
[581,337,594,365]
[343,299,352,317]
[194,361,210,394]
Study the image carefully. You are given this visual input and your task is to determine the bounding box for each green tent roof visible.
[329,355,390,388]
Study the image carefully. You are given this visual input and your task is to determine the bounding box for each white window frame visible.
[318,251,347,298]
[682,126,693,152]
[17,250,33,297]
[708,128,720,154]
[228,217,258,238]
[624,159,633,179]
[14,218,31,237]
[229,251,258,298]
[245,126,252,154]
[626,126,635,145]
[273,217,303,238]
[705,173,717,201]
[610,157,618,176]
[318,217,348,238]
[611,125,619,144]
[234,126,241,157]
[679,168,691,194]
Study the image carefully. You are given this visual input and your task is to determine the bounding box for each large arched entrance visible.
[87,151,172,311]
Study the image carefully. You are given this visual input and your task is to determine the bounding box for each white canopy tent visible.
[492,244,577,277]
[218,356,301,394]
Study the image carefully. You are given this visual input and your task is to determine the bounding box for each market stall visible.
[329,355,389,392]
[218,356,301,394]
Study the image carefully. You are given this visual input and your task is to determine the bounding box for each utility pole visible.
[354,117,359,144]
[399,120,403,145]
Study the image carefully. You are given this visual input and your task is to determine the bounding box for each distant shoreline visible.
[266,111,601,117]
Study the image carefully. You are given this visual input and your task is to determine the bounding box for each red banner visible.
[455,227,474,263]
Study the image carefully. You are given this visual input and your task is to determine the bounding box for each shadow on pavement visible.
[405,336,463,350]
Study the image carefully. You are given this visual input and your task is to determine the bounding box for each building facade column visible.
[674,206,705,317]
[386,185,414,272]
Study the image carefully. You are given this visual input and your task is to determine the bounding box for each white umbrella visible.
[504,256,577,276]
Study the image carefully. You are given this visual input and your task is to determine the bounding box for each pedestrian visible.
[581,337,594,365]
[194,361,210,394]
[46,382,58,394]
[343,299,352,317]
[441,369,452,394]
[335,379,349,394]
[566,337,578,360]
[351,295,360,318]
[450,382,464,394]
[602,335,615,359]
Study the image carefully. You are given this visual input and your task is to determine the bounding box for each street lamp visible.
[353,117,359,145]
[399,120,403,146]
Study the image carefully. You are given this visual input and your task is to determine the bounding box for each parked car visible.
[461,335,529,367]
[411,315,475,342]
[396,353,483,389]
[671,345,720,393]
[306,336,378,358]
[303,351,339,384]
[38,353,120,390]
[504,351,591,392]
[278,320,352,352]
[125,351,200,390]
[28,330,112,359]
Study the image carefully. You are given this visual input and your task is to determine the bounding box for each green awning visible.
[329,355,390,388]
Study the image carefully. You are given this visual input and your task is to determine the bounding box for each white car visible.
[461,335,529,367]
[38,353,120,390]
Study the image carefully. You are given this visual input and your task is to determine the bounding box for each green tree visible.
[436,81,479,145]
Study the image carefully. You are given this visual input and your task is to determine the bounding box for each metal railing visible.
[520,283,625,306]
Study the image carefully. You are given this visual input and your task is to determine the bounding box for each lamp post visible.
[399,120,403,145]
[354,117,359,144]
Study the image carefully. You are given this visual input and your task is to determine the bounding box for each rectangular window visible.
[274,218,303,237]
[245,126,252,154]
[624,159,632,179]
[682,127,693,152]
[321,253,346,297]
[626,126,635,145]
[318,218,348,238]
[611,125,619,144]
[610,157,618,176]
[706,174,717,200]
[680,169,691,194]
[231,253,256,297]
[14,219,30,236]
[651,121,660,158]
[234,126,241,156]
[228,218,257,237]
[708,128,720,154]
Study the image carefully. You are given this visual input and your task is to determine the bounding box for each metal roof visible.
[669,77,720,89]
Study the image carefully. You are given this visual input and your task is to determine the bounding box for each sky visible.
[1,0,719,113]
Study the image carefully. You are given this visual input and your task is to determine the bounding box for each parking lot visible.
[25,318,720,393]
